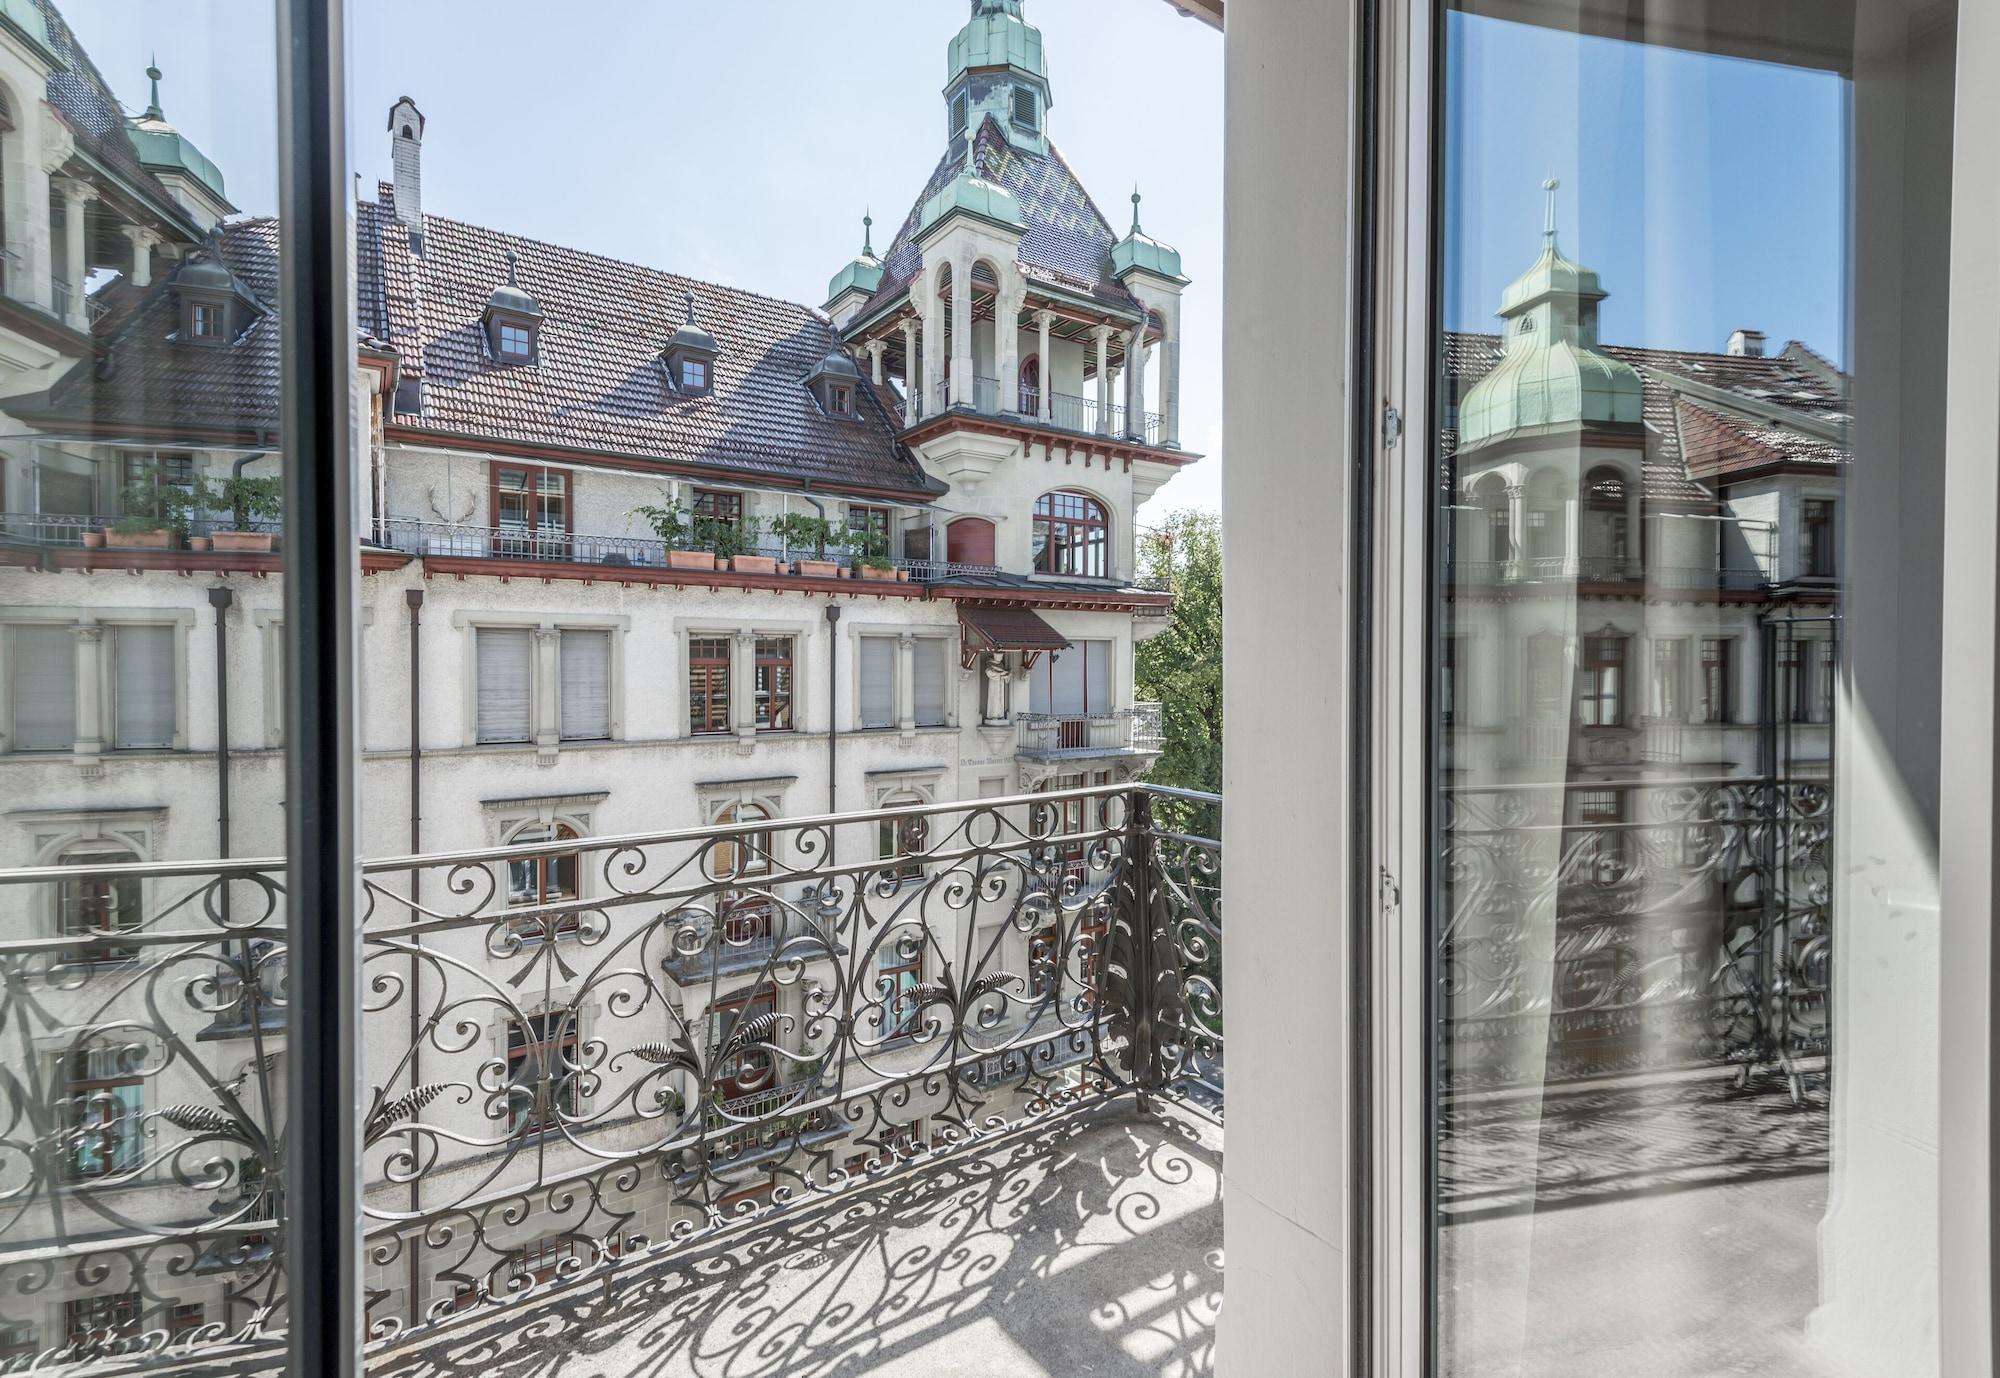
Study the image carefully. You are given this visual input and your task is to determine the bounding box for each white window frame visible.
[0,610,194,762]
[452,611,629,757]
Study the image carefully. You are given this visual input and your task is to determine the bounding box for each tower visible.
[389,96,426,250]
[946,0,1051,158]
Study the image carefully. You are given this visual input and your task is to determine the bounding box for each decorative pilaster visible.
[866,339,886,386]
[897,632,917,737]
[901,313,923,419]
[1160,297,1183,446]
[72,623,104,773]
[122,225,160,289]
[733,632,759,745]
[1125,327,1148,439]
[998,286,1023,413]
[532,628,561,761]
[1094,325,1113,435]
[921,273,947,417]
[950,252,974,408]
[57,178,98,330]
[1035,310,1055,421]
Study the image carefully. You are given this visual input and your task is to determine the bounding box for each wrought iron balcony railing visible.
[0,784,1221,1370]
[1017,704,1165,758]
[923,380,1166,446]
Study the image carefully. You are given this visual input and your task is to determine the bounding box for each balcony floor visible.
[372,1101,1223,1378]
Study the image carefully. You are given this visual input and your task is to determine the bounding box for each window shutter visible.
[559,630,612,740]
[1012,86,1038,129]
[859,637,895,728]
[476,628,533,743]
[913,639,948,727]
[113,625,176,749]
[1085,641,1111,716]
[11,624,76,751]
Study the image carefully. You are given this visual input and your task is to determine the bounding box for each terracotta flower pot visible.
[667,550,717,571]
[859,564,898,582]
[729,554,780,575]
[105,529,172,550]
[188,535,213,552]
[210,530,276,553]
[81,529,105,549]
[795,559,843,580]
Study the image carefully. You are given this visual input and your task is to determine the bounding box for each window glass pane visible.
[1431,4,1945,1374]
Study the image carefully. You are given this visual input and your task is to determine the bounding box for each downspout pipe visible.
[207,587,234,864]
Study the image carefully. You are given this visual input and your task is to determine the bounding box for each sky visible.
[62,0,1227,517]
[1444,12,1849,362]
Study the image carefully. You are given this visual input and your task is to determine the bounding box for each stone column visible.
[950,252,974,408]
[866,339,885,386]
[121,225,159,289]
[1125,327,1148,438]
[733,632,759,743]
[1094,325,1113,435]
[58,178,96,330]
[1505,483,1526,579]
[922,273,947,419]
[72,622,105,766]
[997,284,1020,414]
[897,632,917,736]
[1161,297,1183,447]
[1035,309,1055,422]
[1562,492,1580,578]
[533,627,561,759]
[901,314,922,419]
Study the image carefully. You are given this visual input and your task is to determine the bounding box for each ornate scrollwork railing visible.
[0,784,1221,1369]
[1439,775,1830,1098]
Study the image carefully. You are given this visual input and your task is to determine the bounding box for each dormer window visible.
[483,250,544,366]
[829,382,854,417]
[663,292,721,400]
[806,349,863,421]
[172,256,258,347]
[189,301,223,339]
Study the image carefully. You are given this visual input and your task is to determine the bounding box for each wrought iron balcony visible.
[0,784,1222,1373]
[924,378,1167,447]
[1016,704,1165,759]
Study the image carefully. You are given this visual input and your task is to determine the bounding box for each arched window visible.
[713,803,775,943]
[1582,465,1631,567]
[506,822,581,940]
[1033,490,1110,578]
[1019,355,1041,414]
[55,845,141,966]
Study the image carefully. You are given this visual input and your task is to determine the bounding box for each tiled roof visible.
[858,119,1146,323]
[959,603,1072,653]
[18,219,283,436]
[1442,329,1848,502]
[366,189,938,499]
[35,0,191,226]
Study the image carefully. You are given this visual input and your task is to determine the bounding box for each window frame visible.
[688,634,732,736]
[506,1010,580,1141]
[1578,634,1627,728]
[1032,489,1113,579]
[60,1043,146,1180]
[489,463,573,559]
[505,820,583,942]
[754,635,795,733]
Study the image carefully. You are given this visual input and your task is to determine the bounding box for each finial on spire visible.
[1131,187,1143,235]
[862,210,874,257]
[504,249,518,286]
[144,57,164,121]
[1542,176,1560,247]
[684,291,698,325]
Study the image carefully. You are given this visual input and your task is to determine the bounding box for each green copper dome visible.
[948,1,1046,86]
[826,213,886,307]
[1112,190,1187,283]
[1457,180,1641,450]
[919,144,1022,237]
[125,63,229,205]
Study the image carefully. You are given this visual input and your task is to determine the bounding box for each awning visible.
[958,604,1071,668]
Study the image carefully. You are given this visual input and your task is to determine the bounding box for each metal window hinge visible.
[1382,404,1403,451]
[1379,866,1401,914]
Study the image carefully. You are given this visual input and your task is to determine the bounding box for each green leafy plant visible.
[632,497,692,548]
[113,478,195,538]
[850,525,893,570]
[771,512,844,560]
[201,474,282,532]
[701,512,758,561]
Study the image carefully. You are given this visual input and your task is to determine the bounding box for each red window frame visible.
[754,637,794,732]
[876,938,924,1040]
[61,1045,143,1180]
[1032,490,1110,578]
[57,851,142,965]
[490,464,571,559]
[877,810,927,884]
[707,989,778,1099]
[507,1011,579,1140]
[688,636,732,735]
[1579,636,1626,728]
[714,804,775,943]
[691,489,742,525]
[64,1293,139,1349]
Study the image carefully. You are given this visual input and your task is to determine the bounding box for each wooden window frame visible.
[875,938,924,1041]
[706,989,777,1099]
[65,1293,140,1348]
[1019,354,1042,415]
[56,849,142,966]
[507,1011,579,1140]
[489,463,572,559]
[1033,490,1111,579]
[1804,497,1837,578]
[688,635,732,736]
[496,321,534,360]
[1698,637,1733,724]
[714,803,775,944]
[754,636,795,733]
[61,1045,144,1181]
[1579,635,1626,728]
[506,822,582,941]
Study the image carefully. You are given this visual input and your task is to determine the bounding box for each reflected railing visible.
[0,785,1221,1369]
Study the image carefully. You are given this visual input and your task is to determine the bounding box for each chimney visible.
[388,96,425,252]
[1726,328,1766,358]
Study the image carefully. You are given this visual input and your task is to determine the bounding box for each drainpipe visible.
[207,587,234,864]
[404,586,425,1320]
[825,604,841,824]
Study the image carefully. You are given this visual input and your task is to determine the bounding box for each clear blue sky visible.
[65,0,1226,516]
[1445,11,1848,362]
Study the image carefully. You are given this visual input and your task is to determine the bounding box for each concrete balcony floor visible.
[372,1101,1223,1378]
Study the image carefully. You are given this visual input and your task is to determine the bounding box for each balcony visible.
[1447,557,1771,592]
[0,785,1223,1374]
[1017,704,1165,760]
[928,376,1167,448]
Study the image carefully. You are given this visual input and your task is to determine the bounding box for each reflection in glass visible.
[1430,5,1944,1373]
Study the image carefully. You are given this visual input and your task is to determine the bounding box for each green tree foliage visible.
[1136,509,1221,837]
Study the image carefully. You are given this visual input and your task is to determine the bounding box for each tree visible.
[1136,509,1221,838]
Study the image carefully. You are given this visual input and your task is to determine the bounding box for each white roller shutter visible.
[859,636,895,729]
[113,625,175,749]
[476,628,533,743]
[913,639,948,726]
[559,630,611,740]
[11,624,76,751]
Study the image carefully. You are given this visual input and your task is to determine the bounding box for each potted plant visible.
[104,480,182,550]
[772,512,846,579]
[854,527,898,582]
[205,474,282,553]
[720,515,779,575]
[635,498,715,571]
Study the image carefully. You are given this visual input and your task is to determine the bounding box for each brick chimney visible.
[1727,328,1766,358]
[388,96,425,252]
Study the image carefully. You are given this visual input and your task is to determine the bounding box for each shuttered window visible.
[558,630,611,741]
[859,636,895,729]
[913,639,948,727]
[10,624,75,752]
[112,625,176,749]
[476,628,533,744]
